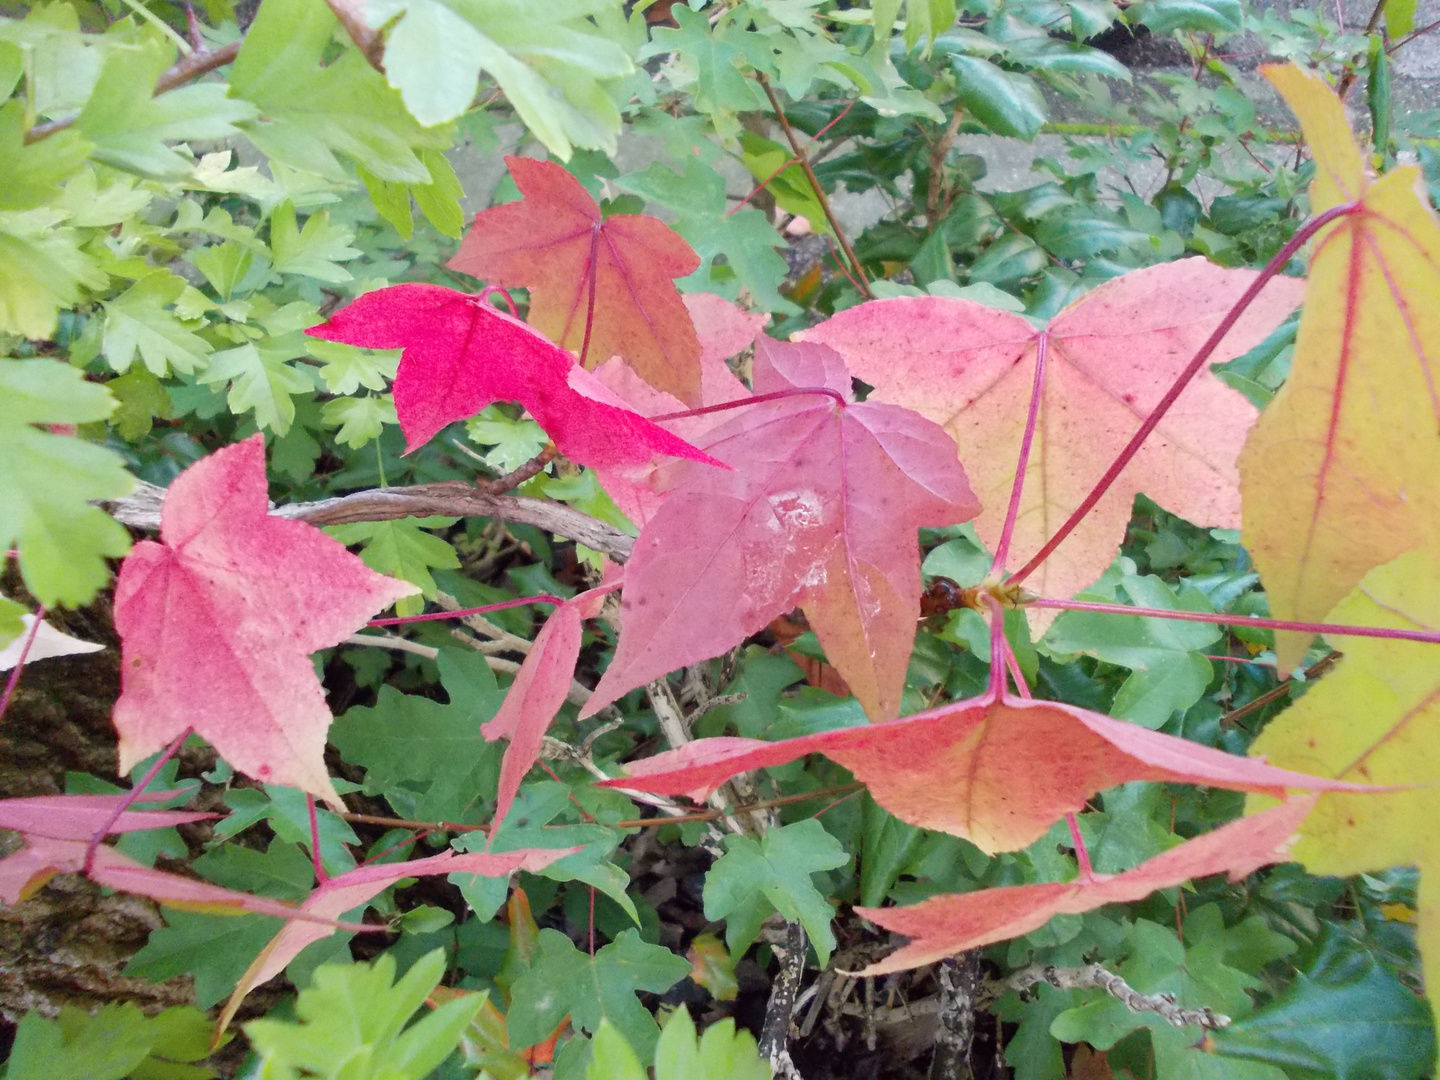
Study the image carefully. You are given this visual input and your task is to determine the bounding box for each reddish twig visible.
[651,386,848,423]
[83,726,193,875]
[755,74,872,297]
[306,794,330,884]
[0,605,44,725]
[1030,597,1440,648]
[478,285,521,319]
[1008,203,1355,586]
[730,99,857,215]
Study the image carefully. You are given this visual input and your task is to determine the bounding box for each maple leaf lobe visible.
[449,156,703,404]
[112,436,417,803]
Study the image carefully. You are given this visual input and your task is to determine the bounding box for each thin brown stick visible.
[108,479,636,562]
[481,445,558,494]
[755,74,872,298]
[995,964,1232,1030]
[1220,651,1341,729]
[26,40,241,143]
[927,104,964,224]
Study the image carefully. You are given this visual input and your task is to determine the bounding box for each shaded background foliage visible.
[1,0,1439,1076]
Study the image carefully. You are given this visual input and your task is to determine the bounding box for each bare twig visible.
[930,953,982,1080]
[343,632,440,659]
[107,479,636,563]
[927,105,964,224]
[995,964,1232,1030]
[755,74,872,298]
[26,40,242,143]
[761,921,810,1079]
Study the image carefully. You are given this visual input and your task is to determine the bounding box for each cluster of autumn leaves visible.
[5,64,1440,1019]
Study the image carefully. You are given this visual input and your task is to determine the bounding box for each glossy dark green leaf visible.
[950,55,1047,140]
[1135,0,1242,32]
[1205,926,1436,1080]
[967,233,1048,285]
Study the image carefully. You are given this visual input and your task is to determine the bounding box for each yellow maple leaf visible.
[1248,547,1440,992]
[1239,65,1440,671]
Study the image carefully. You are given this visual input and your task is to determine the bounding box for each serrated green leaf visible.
[126,912,286,1009]
[310,339,400,395]
[466,406,550,471]
[6,1002,222,1080]
[268,201,361,283]
[951,55,1046,139]
[0,209,107,339]
[703,819,848,966]
[326,516,459,611]
[102,272,212,376]
[967,232,1047,286]
[229,0,452,183]
[331,649,504,823]
[646,6,767,120]
[198,340,312,434]
[76,35,256,178]
[507,929,690,1062]
[0,100,91,211]
[192,839,316,901]
[1034,213,1150,260]
[589,1020,648,1080]
[1206,926,1435,1080]
[246,949,483,1080]
[0,358,133,606]
[107,368,172,442]
[369,0,632,159]
[321,394,398,449]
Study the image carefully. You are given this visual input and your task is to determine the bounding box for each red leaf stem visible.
[649,385,849,423]
[0,604,44,725]
[991,332,1049,574]
[1029,596,1440,646]
[477,285,520,319]
[83,725,192,875]
[306,794,328,885]
[1008,203,1356,586]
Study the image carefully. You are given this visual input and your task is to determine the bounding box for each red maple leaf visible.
[307,283,720,469]
[581,338,982,721]
[852,797,1315,975]
[448,156,703,403]
[797,259,1305,612]
[482,586,612,832]
[0,793,367,927]
[112,436,419,805]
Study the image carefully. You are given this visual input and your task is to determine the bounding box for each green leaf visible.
[588,1021,648,1080]
[0,209,107,339]
[0,359,133,606]
[1206,926,1436,1080]
[0,101,91,211]
[107,368,173,442]
[1134,0,1242,33]
[331,650,505,824]
[656,1008,770,1080]
[101,272,213,376]
[76,35,257,178]
[192,839,316,901]
[738,131,830,233]
[322,394,398,449]
[1385,0,1417,37]
[1034,213,1150,260]
[246,949,483,1080]
[6,1003,222,1080]
[901,0,957,53]
[968,233,1047,286]
[229,0,452,183]
[950,55,1046,139]
[268,201,361,283]
[1003,38,1130,79]
[198,340,313,434]
[646,6,766,122]
[1043,574,1220,729]
[466,406,550,471]
[703,819,848,966]
[310,338,401,396]
[326,516,460,614]
[126,911,286,1009]
[507,929,691,1062]
[369,0,633,158]
[0,593,24,650]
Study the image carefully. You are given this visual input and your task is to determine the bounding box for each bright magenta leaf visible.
[112,436,419,805]
[583,338,981,721]
[219,845,576,1031]
[307,283,720,469]
[483,587,610,832]
[448,157,703,403]
[797,260,1305,608]
[852,798,1314,975]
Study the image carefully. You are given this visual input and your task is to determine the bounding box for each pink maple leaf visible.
[797,259,1305,612]
[582,338,982,721]
[112,436,419,805]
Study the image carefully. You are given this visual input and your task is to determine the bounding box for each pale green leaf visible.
[199,341,313,434]
[321,394,398,449]
[102,272,212,376]
[0,209,107,338]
